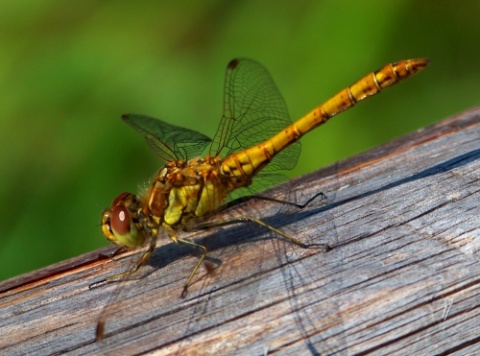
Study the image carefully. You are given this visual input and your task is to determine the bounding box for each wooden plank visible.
[1,107,479,355]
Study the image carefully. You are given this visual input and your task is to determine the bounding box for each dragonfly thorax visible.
[146,156,242,227]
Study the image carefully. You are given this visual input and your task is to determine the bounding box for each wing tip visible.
[228,58,240,70]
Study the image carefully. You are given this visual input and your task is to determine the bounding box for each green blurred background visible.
[1,1,479,281]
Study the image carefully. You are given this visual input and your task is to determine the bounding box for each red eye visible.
[110,204,131,235]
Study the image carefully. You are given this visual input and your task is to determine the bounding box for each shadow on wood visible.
[1,108,480,355]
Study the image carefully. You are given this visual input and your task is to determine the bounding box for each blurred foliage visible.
[1,0,479,281]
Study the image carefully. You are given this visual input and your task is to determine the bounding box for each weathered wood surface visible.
[1,107,480,355]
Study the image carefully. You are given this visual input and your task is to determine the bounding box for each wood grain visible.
[1,107,479,355]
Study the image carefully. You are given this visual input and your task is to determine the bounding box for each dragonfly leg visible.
[237,216,309,248]
[175,237,208,297]
[103,235,158,283]
[236,191,327,210]
[215,191,327,218]
[94,235,158,341]
[192,216,329,251]
[163,222,209,296]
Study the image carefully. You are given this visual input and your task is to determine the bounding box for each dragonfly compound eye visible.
[111,204,132,236]
[101,204,145,249]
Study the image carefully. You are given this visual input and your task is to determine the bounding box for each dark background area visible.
[1,1,479,281]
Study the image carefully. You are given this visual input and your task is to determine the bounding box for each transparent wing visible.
[122,114,212,162]
[209,58,300,172]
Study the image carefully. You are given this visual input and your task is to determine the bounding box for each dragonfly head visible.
[101,192,146,249]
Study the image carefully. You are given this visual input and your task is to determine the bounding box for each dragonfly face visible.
[101,192,145,249]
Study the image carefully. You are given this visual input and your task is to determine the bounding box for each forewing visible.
[122,114,212,162]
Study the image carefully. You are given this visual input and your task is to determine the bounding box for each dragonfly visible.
[98,57,428,339]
